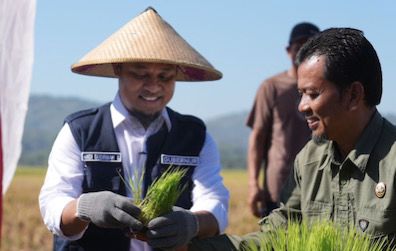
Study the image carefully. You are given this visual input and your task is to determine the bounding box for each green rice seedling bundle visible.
[139,168,187,224]
[119,166,187,225]
[243,220,393,251]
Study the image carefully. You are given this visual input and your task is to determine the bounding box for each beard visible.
[312,133,329,145]
[129,109,160,129]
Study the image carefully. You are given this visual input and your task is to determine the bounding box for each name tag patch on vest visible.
[81,152,122,162]
[161,154,200,166]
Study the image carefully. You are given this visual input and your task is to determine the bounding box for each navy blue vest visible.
[54,103,206,251]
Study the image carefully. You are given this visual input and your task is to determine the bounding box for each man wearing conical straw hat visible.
[39,7,229,251]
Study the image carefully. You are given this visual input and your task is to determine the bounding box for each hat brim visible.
[71,7,222,82]
[72,59,222,81]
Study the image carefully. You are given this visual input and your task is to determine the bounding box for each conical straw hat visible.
[71,7,222,81]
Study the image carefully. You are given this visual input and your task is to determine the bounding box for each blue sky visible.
[32,1,396,120]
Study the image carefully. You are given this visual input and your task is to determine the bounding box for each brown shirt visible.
[247,71,311,202]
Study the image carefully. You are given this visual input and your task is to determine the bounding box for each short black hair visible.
[296,28,382,107]
[289,22,320,45]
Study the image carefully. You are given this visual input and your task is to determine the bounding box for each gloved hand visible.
[77,191,143,231]
[146,206,199,250]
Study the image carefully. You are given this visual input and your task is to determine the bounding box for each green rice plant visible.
[119,166,187,225]
[243,220,393,251]
[139,167,187,224]
[118,164,145,206]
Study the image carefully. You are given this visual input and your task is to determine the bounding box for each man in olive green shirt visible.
[189,28,396,250]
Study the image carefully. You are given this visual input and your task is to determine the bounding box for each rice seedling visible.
[118,163,145,206]
[242,220,394,251]
[139,168,187,224]
[119,166,187,225]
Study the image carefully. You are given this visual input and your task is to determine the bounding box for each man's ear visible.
[112,63,121,76]
[346,81,365,110]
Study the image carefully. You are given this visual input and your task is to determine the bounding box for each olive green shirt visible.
[261,111,396,237]
[189,111,396,250]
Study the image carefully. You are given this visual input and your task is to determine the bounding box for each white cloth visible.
[0,0,35,193]
[39,93,229,251]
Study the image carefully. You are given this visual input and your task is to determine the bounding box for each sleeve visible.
[38,123,87,240]
[187,153,304,251]
[190,132,230,233]
[246,80,276,131]
[258,155,303,232]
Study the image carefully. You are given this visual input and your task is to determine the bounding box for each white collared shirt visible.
[39,93,229,251]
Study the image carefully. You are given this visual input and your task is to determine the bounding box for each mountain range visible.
[20,95,396,168]
[20,95,250,168]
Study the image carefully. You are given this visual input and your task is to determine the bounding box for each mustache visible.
[302,111,314,120]
[140,91,160,96]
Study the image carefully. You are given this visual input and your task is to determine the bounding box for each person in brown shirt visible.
[246,22,319,217]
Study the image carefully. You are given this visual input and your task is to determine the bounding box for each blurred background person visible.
[246,22,319,217]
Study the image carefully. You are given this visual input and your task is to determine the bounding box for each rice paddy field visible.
[2,167,258,251]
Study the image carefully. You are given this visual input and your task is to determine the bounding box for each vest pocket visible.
[83,161,124,193]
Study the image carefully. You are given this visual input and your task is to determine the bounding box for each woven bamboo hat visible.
[71,7,222,81]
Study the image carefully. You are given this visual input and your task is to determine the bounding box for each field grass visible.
[3,167,53,251]
[222,170,260,235]
[2,167,259,250]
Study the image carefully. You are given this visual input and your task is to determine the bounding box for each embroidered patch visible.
[160,154,200,166]
[359,219,369,232]
[81,152,122,162]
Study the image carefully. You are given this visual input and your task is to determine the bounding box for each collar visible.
[320,110,383,173]
[346,110,383,173]
[110,92,172,131]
